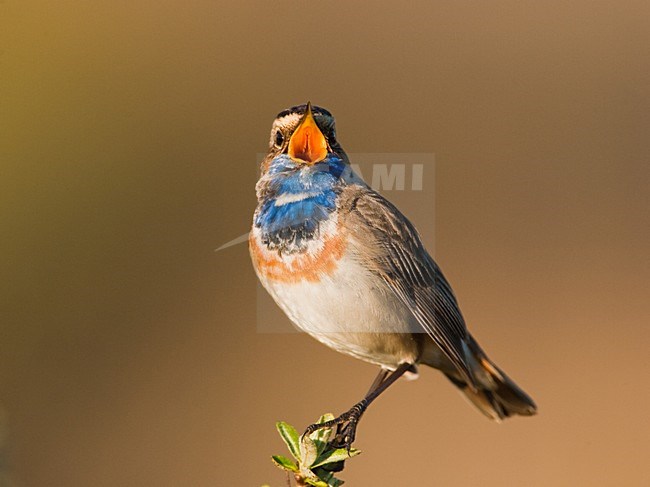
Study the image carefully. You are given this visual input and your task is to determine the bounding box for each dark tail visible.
[443,335,537,421]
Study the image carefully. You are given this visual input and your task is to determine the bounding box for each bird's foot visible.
[303,400,367,451]
[330,415,359,450]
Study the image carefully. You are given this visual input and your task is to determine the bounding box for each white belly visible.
[257,250,420,368]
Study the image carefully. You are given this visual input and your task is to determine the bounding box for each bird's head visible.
[261,102,348,174]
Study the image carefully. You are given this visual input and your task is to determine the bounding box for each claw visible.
[331,424,355,450]
[302,402,366,451]
[302,418,339,439]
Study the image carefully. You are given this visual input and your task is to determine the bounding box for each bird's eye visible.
[274,130,284,147]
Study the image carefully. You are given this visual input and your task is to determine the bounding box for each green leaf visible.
[276,422,301,461]
[312,448,361,468]
[309,414,335,448]
[300,434,319,467]
[311,439,329,459]
[312,469,337,484]
[312,469,345,487]
[299,467,330,487]
[304,478,329,487]
[317,470,334,482]
[271,454,298,473]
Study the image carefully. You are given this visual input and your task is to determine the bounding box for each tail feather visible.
[443,336,537,421]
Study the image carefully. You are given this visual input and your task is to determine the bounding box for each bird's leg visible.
[365,368,391,396]
[303,362,413,450]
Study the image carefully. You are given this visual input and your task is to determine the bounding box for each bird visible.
[250,102,536,448]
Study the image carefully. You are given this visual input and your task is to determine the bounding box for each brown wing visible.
[339,186,476,387]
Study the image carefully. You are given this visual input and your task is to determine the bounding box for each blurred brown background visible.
[1,1,649,486]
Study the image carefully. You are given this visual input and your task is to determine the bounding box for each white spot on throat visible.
[274,192,320,206]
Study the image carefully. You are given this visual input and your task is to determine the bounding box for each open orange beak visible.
[288,102,328,164]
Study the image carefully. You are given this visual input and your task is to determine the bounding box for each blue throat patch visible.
[255,155,347,253]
